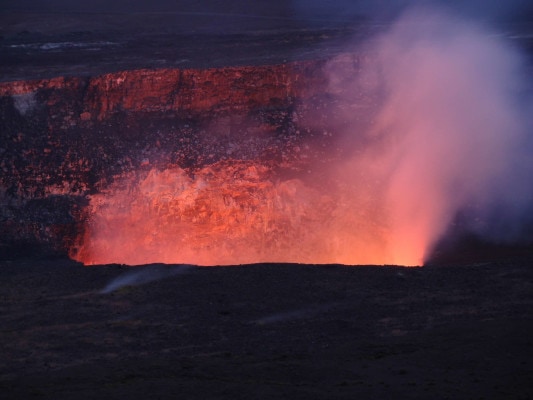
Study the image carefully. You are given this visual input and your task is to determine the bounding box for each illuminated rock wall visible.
[0,58,357,259]
[0,60,328,123]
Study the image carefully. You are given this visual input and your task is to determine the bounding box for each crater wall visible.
[0,56,360,259]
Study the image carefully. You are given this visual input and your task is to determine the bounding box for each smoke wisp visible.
[100,264,191,294]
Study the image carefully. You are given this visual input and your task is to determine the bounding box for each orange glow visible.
[69,8,533,268]
[71,160,422,266]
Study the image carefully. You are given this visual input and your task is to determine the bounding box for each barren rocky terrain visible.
[1,256,532,399]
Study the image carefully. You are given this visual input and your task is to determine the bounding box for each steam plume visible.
[329,6,533,264]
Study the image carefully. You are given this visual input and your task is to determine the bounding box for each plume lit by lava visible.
[72,7,533,267]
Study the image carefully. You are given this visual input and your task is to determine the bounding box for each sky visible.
[1,0,532,22]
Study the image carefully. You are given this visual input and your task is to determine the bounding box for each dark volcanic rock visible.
[0,12,361,82]
[0,259,532,399]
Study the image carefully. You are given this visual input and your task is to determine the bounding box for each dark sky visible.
[1,1,292,15]
[1,0,532,30]
[1,0,532,19]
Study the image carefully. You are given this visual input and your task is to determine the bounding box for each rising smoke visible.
[325,5,533,264]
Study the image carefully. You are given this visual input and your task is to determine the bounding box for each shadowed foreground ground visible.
[0,255,532,399]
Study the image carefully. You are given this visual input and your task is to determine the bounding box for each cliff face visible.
[0,60,328,123]
[0,56,360,259]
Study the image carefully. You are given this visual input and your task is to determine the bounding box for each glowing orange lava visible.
[71,160,421,266]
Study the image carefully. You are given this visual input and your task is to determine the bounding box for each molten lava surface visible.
[72,161,409,266]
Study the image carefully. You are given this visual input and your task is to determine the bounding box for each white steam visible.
[100,264,191,294]
[12,92,37,116]
[329,7,533,263]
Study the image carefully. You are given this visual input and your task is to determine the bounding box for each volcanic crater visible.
[1,8,533,400]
